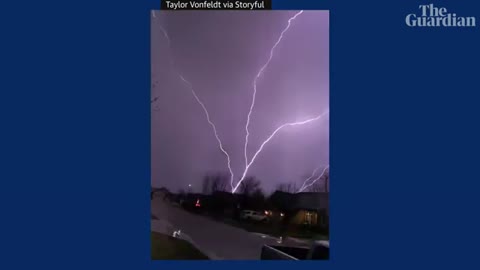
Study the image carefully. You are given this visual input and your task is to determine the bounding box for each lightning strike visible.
[233,110,329,193]
[154,13,327,194]
[154,22,236,188]
[298,165,329,193]
[179,75,235,187]
[244,10,304,169]
[158,25,172,48]
[298,167,321,192]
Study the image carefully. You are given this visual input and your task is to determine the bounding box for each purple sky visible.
[151,11,329,193]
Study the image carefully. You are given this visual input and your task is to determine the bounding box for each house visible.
[290,192,329,227]
[269,191,295,212]
[268,191,329,228]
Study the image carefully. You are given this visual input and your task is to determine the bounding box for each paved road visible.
[151,197,307,260]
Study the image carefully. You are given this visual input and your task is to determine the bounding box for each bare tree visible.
[202,172,229,194]
[210,173,228,193]
[252,188,265,199]
[276,182,297,193]
[202,174,211,194]
[238,176,261,196]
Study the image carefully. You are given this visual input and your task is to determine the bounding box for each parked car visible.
[240,210,269,222]
[260,240,329,260]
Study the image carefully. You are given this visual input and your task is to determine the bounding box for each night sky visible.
[151,10,329,193]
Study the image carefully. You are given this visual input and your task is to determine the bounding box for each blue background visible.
[1,0,479,269]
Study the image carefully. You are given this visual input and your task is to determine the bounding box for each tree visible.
[276,182,297,193]
[210,173,228,193]
[202,172,229,194]
[234,177,266,210]
[250,188,266,210]
[238,176,261,196]
[202,175,211,194]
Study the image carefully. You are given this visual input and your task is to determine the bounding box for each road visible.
[151,197,307,260]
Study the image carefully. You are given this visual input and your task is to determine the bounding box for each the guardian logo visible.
[406,4,476,27]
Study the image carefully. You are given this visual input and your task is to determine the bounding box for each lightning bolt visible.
[158,25,171,47]
[298,166,321,192]
[178,75,235,186]
[233,110,329,193]
[244,10,304,169]
[298,165,329,193]
[154,21,235,187]
[153,12,327,194]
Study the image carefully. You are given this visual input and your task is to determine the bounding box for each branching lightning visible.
[158,25,171,47]
[232,110,329,193]
[235,10,314,192]
[297,165,329,193]
[153,11,328,194]
[154,22,235,187]
[298,166,321,192]
[244,10,304,169]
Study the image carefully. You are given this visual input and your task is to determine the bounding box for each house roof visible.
[270,190,295,201]
[269,191,328,211]
[292,192,329,211]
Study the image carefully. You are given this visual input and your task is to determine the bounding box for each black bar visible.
[161,0,272,10]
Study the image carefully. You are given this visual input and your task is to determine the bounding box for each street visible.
[151,197,307,260]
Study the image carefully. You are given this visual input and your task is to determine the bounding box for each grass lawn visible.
[151,232,209,260]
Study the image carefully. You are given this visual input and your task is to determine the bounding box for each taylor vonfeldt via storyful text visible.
[164,1,267,10]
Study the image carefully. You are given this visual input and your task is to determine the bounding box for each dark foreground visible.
[151,232,209,260]
[152,197,310,259]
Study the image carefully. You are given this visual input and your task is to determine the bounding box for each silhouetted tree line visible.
[202,172,229,194]
[170,169,329,223]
